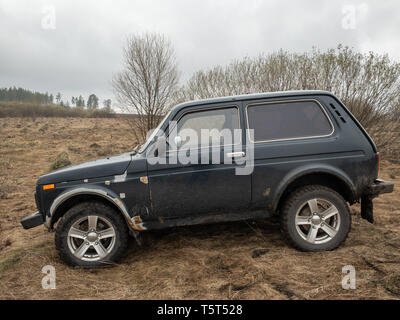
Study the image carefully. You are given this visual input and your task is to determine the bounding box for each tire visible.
[280,185,351,251]
[55,201,129,267]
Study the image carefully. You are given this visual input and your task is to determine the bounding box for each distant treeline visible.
[0,86,117,118]
[0,102,115,118]
[0,87,54,104]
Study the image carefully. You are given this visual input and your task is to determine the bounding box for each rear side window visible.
[246,100,333,142]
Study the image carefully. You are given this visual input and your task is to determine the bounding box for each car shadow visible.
[124,217,283,262]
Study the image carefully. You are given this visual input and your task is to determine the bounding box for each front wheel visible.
[280,185,351,251]
[55,201,129,267]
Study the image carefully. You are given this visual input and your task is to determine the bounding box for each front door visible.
[147,103,251,219]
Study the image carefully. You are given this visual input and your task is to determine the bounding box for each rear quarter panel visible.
[246,94,378,211]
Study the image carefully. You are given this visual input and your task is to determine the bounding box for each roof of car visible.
[172,90,334,112]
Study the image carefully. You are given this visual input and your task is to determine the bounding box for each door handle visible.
[226,152,245,158]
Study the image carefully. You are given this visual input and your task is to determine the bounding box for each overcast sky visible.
[0,0,399,107]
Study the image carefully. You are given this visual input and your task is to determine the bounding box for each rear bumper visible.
[361,179,394,224]
[366,179,394,198]
[20,212,44,229]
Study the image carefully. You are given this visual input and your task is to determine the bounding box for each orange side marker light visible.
[43,184,55,190]
[140,176,148,184]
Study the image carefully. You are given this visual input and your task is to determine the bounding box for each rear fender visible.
[272,163,357,212]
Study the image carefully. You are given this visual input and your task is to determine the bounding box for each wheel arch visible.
[48,187,137,231]
[273,165,357,214]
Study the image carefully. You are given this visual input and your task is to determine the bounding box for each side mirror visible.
[174,135,182,149]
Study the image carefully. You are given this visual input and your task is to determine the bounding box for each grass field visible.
[0,117,399,299]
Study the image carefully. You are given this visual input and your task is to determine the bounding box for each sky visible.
[0,0,399,108]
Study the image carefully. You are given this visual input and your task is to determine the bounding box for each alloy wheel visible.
[295,198,341,244]
[67,215,116,261]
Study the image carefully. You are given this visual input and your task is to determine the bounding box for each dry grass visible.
[0,102,115,118]
[0,117,399,300]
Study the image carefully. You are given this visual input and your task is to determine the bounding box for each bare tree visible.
[113,33,179,143]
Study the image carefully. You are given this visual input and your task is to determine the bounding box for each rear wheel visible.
[280,185,351,251]
[55,201,129,267]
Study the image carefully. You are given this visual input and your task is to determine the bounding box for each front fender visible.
[46,185,146,231]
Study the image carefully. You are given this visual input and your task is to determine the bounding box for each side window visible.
[247,100,333,142]
[176,107,240,148]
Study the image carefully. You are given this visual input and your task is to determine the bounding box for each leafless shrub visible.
[50,152,71,171]
[96,146,114,157]
[113,33,179,143]
[179,45,400,158]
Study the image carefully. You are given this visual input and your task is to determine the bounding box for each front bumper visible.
[361,179,394,223]
[20,211,44,229]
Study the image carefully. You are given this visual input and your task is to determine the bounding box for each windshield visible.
[138,110,172,153]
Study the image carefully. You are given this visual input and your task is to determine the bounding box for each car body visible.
[21,90,394,266]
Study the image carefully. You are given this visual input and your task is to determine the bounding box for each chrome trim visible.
[245,99,335,144]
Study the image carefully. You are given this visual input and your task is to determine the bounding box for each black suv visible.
[21,90,394,267]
